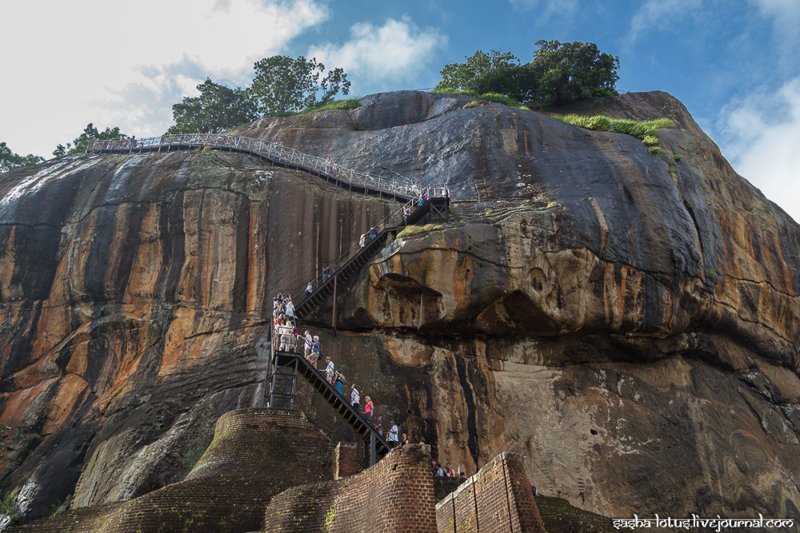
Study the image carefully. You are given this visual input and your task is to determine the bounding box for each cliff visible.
[1,90,798,524]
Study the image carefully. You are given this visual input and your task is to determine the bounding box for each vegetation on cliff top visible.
[0,141,43,171]
[5,41,625,169]
[432,88,529,110]
[250,55,351,116]
[168,79,258,134]
[52,123,129,157]
[436,40,619,107]
[298,99,361,114]
[552,114,675,149]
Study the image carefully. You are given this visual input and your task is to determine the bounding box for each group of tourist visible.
[272,293,406,448]
[272,293,299,352]
[431,460,466,479]
[358,226,379,248]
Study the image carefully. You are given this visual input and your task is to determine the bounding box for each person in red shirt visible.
[363,396,374,422]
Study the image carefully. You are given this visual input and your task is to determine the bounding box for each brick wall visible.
[12,409,335,532]
[434,477,466,501]
[264,443,438,532]
[334,442,361,479]
[435,452,546,533]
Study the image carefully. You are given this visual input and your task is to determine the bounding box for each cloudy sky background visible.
[2,0,798,221]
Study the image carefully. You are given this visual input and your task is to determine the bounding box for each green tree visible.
[250,55,351,116]
[0,141,44,172]
[436,42,619,107]
[168,78,258,134]
[531,40,619,106]
[437,50,535,101]
[54,123,128,156]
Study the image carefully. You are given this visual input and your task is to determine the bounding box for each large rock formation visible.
[1,90,798,525]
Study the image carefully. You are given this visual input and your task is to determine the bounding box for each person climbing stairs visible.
[267,337,391,465]
[293,189,449,321]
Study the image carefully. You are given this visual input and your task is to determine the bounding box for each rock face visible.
[10,409,337,531]
[1,90,799,523]
[0,151,396,519]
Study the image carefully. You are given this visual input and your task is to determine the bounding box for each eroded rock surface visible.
[1,90,798,523]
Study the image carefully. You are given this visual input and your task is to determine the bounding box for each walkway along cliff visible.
[0,90,799,528]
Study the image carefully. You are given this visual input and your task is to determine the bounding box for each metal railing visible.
[88,133,450,313]
[87,133,428,200]
[287,191,442,308]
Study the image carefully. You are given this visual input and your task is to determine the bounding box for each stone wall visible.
[263,443,438,532]
[436,452,545,533]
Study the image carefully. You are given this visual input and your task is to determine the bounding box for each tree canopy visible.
[436,50,536,102]
[53,123,128,157]
[436,40,619,107]
[0,141,44,172]
[532,40,619,106]
[250,55,351,116]
[168,78,258,134]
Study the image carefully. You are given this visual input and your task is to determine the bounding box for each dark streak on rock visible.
[455,352,480,466]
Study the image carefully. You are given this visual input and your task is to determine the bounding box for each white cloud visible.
[308,17,446,91]
[0,0,328,156]
[718,78,800,223]
[626,0,702,44]
[750,0,800,43]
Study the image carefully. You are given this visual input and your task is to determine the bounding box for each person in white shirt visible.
[350,384,360,411]
[278,321,293,351]
[322,356,333,382]
[388,423,399,448]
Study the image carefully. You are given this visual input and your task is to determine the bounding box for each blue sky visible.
[2,0,799,220]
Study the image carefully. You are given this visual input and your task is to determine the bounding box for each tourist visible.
[375,415,384,437]
[303,330,313,358]
[363,396,374,422]
[431,460,439,477]
[305,281,313,297]
[350,384,360,411]
[359,233,366,248]
[285,298,295,319]
[287,323,297,352]
[401,433,410,446]
[446,464,456,477]
[335,371,346,395]
[278,320,293,351]
[437,464,446,477]
[309,336,321,367]
[322,265,332,282]
[325,356,334,383]
[530,483,538,497]
[367,226,378,241]
[388,422,399,448]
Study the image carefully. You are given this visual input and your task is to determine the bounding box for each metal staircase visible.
[267,343,391,465]
[87,133,416,202]
[102,133,451,466]
[293,200,433,320]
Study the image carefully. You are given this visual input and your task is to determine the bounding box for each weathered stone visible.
[1,90,798,525]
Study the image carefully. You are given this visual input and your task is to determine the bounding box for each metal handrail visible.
[289,193,437,308]
[88,133,451,312]
[86,133,441,200]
